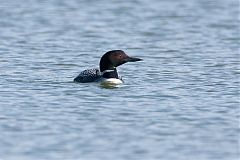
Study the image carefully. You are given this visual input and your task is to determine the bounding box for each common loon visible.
[74,50,142,84]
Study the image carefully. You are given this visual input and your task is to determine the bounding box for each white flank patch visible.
[101,78,123,85]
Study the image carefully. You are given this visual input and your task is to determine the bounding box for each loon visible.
[74,50,142,84]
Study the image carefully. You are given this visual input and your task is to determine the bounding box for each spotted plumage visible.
[74,68,101,83]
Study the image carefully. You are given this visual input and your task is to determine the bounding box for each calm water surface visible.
[0,0,239,160]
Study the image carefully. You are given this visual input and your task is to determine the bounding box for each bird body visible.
[74,50,142,84]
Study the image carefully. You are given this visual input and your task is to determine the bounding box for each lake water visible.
[0,0,239,160]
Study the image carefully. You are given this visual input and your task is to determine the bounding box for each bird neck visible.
[101,68,119,79]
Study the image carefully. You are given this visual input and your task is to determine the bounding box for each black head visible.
[99,50,142,72]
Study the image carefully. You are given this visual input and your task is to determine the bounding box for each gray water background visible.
[0,0,239,160]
